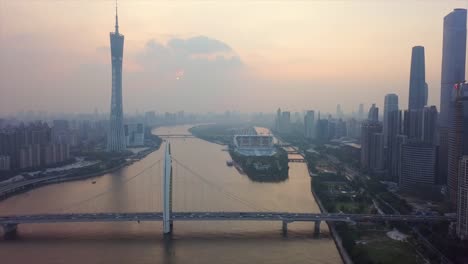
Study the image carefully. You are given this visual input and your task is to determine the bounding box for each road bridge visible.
[0,211,455,238]
[155,134,195,138]
[288,159,306,163]
[0,142,457,240]
[1,212,454,224]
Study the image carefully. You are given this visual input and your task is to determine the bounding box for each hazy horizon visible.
[1,0,468,115]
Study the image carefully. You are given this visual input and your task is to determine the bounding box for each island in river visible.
[190,124,289,182]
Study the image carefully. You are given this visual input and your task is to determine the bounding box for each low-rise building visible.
[233,135,275,156]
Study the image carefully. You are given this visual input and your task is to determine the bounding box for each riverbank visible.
[0,124,343,264]
[0,144,161,201]
[271,132,349,264]
[311,171,429,264]
[229,148,289,183]
[192,124,348,263]
[188,124,232,145]
[311,178,353,264]
[190,124,289,182]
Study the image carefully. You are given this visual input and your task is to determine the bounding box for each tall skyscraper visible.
[408,46,427,110]
[440,9,467,186]
[368,104,379,122]
[304,110,315,139]
[107,4,126,152]
[383,94,399,146]
[336,104,343,119]
[424,83,429,106]
[405,109,424,140]
[294,112,302,124]
[335,119,347,139]
[346,118,360,139]
[316,118,329,142]
[393,134,407,183]
[327,119,336,140]
[360,121,382,170]
[422,106,438,146]
[280,111,291,133]
[387,110,402,182]
[457,155,468,239]
[370,132,385,176]
[358,103,365,120]
[275,108,281,132]
[448,84,468,205]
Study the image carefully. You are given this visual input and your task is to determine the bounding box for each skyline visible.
[2,2,468,262]
[1,1,468,114]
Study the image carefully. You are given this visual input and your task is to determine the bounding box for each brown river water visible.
[0,125,341,264]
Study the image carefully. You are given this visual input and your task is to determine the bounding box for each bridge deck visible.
[0,212,455,225]
[155,134,195,138]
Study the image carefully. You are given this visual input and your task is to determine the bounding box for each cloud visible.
[0,33,250,113]
[134,36,243,77]
[122,36,248,111]
[167,36,232,55]
[131,35,245,93]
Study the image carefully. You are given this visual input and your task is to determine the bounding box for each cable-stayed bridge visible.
[0,143,456,239]
[0,212,454,225]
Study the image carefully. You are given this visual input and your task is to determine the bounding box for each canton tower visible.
[107,3,126,152]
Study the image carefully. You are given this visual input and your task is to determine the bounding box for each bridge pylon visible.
[314,220,321,237]
[163,142,173,234]
[282,221,289,236]
[2,223,17,240]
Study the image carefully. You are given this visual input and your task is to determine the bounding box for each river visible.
[0,125,341,264]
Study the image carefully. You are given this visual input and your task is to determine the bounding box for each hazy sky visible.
[1,0,468,115]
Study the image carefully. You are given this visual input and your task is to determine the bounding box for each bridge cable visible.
[172,158,270,212]
[58,158,162,213]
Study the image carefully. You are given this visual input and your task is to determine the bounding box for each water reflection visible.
[243,171,289,183]
[109,169,127,212]
[0,125,342,264]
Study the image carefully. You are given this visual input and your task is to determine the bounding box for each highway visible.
[0,212,456,225]
[0,174,67,198]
